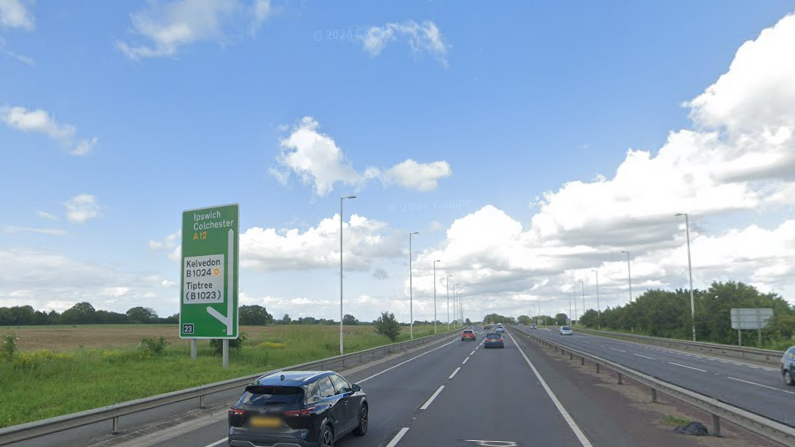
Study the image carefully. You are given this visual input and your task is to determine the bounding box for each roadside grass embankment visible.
[0,323,448,428]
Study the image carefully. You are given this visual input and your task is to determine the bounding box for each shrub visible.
[374,312,401,342]
[1,333,18,361]
[210,332,247,355]
[139,336,169,356]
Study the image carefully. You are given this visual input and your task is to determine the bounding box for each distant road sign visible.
[730,308,773,330]
[180,204,239,339]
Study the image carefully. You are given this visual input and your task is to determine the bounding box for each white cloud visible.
[0,105,97,156]
[64,194,101,224]
[117,0,279,60]
[117,0,241,60]
[273,117,363,196]
[36,211,59,221]
[149,230,181,260]
[382,159,452,192]
[361,20,450,67]
[249,0,272,35]
[0,0,34,31]
[3,226,67,236]
[0,249,173,315]
[241,213,402,272]
[397,14,795,317]
[271,117,452,195]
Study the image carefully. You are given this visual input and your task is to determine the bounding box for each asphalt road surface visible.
[148,328,590,447]
[513,325,795,428]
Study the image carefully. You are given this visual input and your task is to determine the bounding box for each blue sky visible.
[2,0,795,322]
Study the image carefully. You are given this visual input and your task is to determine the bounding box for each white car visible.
[559,325,573,335]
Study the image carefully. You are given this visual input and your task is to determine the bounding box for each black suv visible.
[228,370,368,447]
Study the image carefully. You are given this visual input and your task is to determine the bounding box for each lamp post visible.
[569,292,573,325]
[446,275,452,330]
[676,213,696,342]
[579,280,585,321]
[454,284,459,327]
[433,260,441,333]
[621,250,633,303]
[339,195,356,355]
[592,269,601,329]
[409,231,419,339]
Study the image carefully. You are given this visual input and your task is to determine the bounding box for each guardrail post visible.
[651,388,658,403]
[570,352,573,360]
[580,356,585,366]
[712,414,721,437]
[617,373,623,385]
[199,395,205,408]
[112,416,120,434]
[596,363,600,373]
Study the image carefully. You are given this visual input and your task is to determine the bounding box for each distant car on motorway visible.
[228,370,367,447]
[461,329,476,341]
[782,346,795,385]
[484,333,505,349]
[484,325,492,331]
[559,325,573,335]
[495,327,505,334]
[530,324,537,329]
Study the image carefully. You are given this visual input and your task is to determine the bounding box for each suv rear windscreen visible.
[463,330,473,334]
[486,334,501,340]
[237,386,304,407]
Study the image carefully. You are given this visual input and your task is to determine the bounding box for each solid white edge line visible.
[506,330,594,447]
[667,361,707,373]
[633,353,656,360]
[202,438,227,447]
[358,337,457,384]
[728,376,795,395]
[462,356,470,365]
[449,367,461,380]
[385,427,410,447]
[420,385,445,410]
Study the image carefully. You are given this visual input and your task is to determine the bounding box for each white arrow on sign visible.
[206,228,235,335]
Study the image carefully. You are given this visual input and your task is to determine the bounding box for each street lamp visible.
[409,231,419,339]
[433,260,441,333]
[446,275,452,330]
[568,291,572,325]
[621,250,633,303]
[339,195,356,355]
[676,213,696,342]
[579,280,585,321]
[592,269,601,329]
[454,284,459,327]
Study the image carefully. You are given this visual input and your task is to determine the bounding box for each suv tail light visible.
[284,407,315,417]
[229,408,245,416]
[499,338,504,342]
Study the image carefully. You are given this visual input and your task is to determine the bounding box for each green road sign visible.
[180,204,239,339]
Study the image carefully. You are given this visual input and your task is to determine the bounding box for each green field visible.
[0,323,451,428]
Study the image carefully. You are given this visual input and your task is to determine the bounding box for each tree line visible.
[577,281,795,347]
[0,302,372,327]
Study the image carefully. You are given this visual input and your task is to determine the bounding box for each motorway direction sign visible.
[730,308,773,330]
[180,204,239,339]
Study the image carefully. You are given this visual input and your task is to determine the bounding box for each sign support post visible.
[180,204,239,368]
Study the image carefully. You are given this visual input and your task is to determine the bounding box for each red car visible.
[461,329,476,341]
